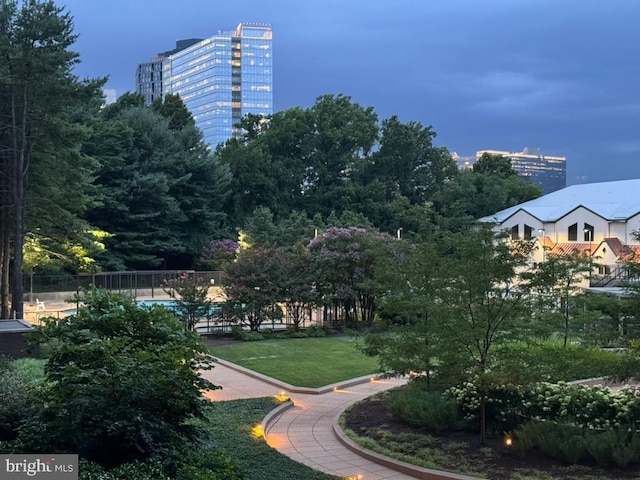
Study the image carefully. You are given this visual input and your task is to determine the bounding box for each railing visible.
[24,270,224,301]
[589,266,638,288]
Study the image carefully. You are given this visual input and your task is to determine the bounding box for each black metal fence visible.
[25,270,224,299]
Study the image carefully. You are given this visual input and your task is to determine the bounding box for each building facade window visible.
[524,224,533,240]
[598,265,611,275]
[584,223,594,242]
[568,223,578,241]
[511,225,519,240]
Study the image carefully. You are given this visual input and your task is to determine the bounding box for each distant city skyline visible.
[60,0,640,186]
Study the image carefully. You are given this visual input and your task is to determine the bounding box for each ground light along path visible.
[201,360,480,480]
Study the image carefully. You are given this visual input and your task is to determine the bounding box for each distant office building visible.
[136,24,273,148]
[476,148,566,194]
[135,58,165,105]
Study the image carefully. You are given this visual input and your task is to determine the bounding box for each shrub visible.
[445,380,640,433]
[514,421,588,464]
[0,358,45,441]
[495,342,625,382]
[27,288,219,468]
[240,331,265,342]
[174,449,242,480]
[78,459,170,480]
[515,421,640,467]
[230,325,244,340]
[12,358,45,385]
[389,386,460,434]
[305,325,327,337]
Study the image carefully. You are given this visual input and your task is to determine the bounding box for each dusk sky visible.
[60,0,640,186]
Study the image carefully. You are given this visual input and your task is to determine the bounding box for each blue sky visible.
[60,0,640,185]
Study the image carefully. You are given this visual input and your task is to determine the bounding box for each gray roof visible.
[479,179,640,223]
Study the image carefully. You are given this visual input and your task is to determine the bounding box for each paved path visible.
[200,362,414,479]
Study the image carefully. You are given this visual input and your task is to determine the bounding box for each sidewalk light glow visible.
[252,423,265,439]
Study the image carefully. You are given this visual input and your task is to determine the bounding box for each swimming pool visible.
[62,299,220,315]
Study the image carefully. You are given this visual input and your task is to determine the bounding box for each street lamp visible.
[584,228,593,252]
[537,228,546,263]
[584,228,593,282]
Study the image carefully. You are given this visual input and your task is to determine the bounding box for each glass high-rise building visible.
[136,24,272,148]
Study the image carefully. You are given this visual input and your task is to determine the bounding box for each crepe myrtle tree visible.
[198,239,239,271]
[308,226,398,328]
[222,246,284,331]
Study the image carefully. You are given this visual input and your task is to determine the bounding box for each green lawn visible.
[211,336,380,387]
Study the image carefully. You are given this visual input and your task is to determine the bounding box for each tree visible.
[241,207,317,248]
[436,226,529,444]
[472,152,517,178]
[84,97,230,269]
[277,246,319,330]
[162,272,213,330]
[435,164,543,229]
[222,246,284,331]
[0,0,103,318]
[29,288,218,467]
[522,251,592,346]
[361,236,445,387]
[198,239,239,271]
[308,226,397,328]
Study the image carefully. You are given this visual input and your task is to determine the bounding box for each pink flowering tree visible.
[199,239,240,270]
[308,227,397,328]
[278,246,319,330]
[162,273,212,330]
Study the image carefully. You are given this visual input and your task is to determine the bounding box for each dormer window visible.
[584,223,594,242]
[524,224,533,240]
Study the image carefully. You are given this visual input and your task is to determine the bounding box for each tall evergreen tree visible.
[0,0,103,318]
[85,96,230,270]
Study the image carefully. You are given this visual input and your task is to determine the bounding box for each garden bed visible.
[343,390,640,480]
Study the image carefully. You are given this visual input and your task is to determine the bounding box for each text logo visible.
[1,455,78,479]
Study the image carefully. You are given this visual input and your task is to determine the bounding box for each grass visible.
[203,397,340,480]
[211,336,380,387]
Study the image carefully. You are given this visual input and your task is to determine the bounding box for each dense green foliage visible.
[0,358,45,441]
[162,272,213,330]
[24,288,218,467]
[83,93,231,269]
[388,385,459,434]
[205,397,339,480]
[0,0,105,318]
[515,422,640,468]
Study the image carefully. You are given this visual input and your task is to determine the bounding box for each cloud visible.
[465,71,569,115]
[609,141,640,155]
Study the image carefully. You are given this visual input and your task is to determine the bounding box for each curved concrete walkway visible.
[202,360,484,480]
[200,361,414,479]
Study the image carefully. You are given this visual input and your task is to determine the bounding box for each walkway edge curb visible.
[262,399,294,437]
[213,357,379,394]
[332,415,483,480]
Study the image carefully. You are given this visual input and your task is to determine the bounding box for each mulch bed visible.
[343,390,640,480]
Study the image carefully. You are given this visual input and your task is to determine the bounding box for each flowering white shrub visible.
[444,381,640,431]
